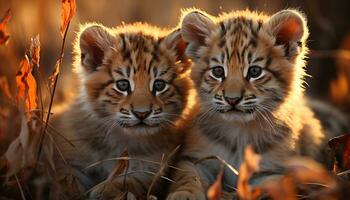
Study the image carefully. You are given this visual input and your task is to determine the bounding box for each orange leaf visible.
[48,60,60,88]
[60,0,76,37]
[0,76,13,100]
[207,167,224,200]
[30,35,40,67]
[0,9,11,45]
[237,145,262,200]
[15,55,37,113]
[261,175,296,200]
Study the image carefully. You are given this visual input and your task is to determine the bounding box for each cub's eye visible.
[116,79,130,92]
[153,79,167,92]
[247,66,263,79]
[211,66,225,79]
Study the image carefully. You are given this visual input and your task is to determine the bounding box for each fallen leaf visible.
[261,176,297,200]
[3,113,41,176]
[0,76,13,100]
[342,136,350,169]
[284,157,337,188]
[60,0,76,37]
[15,55,37,114]
[30,35,40,67]
[0,9,11,45]
[237,145,262,200]
[207,166,224,200]
[328,134,350,149]
[328,134,350,170]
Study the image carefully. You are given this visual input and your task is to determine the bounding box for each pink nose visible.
[224,96,241,106]
[132,110,151,120]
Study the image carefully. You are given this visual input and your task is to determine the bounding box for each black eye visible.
[211,66,225,79]
[116,79,130,92]
[153,80,166,92]
[248,66,263,79]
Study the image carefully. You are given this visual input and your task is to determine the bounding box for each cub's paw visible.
[167,191,205,200]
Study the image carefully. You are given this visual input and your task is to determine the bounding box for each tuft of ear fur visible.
[181,10,215,60]
[79,25,115,72]
[163,29,190,73]
[266,9,309,58]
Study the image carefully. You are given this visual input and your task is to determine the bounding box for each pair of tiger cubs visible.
[51,8,337,200]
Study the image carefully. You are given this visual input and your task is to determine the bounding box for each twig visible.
[83,156,186,172]
[85,170,175,196]
[37,20,71,161]
[147,145,180,198]
[337,169,350,177]
[15,174,27,200]
[36,116,75,148]
[195,155,239,175]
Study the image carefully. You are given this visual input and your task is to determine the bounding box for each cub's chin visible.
[122,123,162,136]
[219,109,256,123]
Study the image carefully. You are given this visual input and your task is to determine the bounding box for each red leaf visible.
[60,0,76,37]
[329,134,350,169]
[343,137,350,169]
[0,76,13,100]
[0,9,11,45]
[30,35,40,67]
[237,145,262,200]
[15,55,37,114]
[328,134,350,149]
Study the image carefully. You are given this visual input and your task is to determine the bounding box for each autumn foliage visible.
[0,9,11,45]
[0,1,350,199]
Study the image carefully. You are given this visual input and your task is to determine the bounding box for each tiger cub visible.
[50,23,192,199]
[167,9,328,199]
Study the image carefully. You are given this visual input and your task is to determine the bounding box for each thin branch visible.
[83,156,186,172]
[15,174,27,200]
[195,155,239,175]
[37,20,71,161]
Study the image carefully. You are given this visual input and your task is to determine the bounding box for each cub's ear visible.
[266,9,309,59]
[163,29,189,73]
[79,25,115,72]
[181,10,215,60]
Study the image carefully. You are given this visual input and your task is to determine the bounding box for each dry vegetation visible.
[0,1,350,199]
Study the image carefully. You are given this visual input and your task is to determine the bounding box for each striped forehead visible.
[110,33,174,79]
[208,17,267,70]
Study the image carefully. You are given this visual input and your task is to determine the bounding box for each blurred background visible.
[0,0,350,112]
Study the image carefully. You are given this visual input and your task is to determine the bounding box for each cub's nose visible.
[224,96,242,106]
[132,110,151,120]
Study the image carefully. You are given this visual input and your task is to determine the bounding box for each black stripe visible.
[219,21,226,36]
[114,69,124,76]
[211,57,219,63]
[94,79,114,98]
[248,52,252,64]
[225,47,230,61]
[120,33,126,51]
[221,52,225,63]
[126,66,131,77]
[253,57,264,63]
[159,66,171,77]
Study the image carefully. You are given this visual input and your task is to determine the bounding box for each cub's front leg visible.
[89,174,154,200]
[167,160,206,200]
